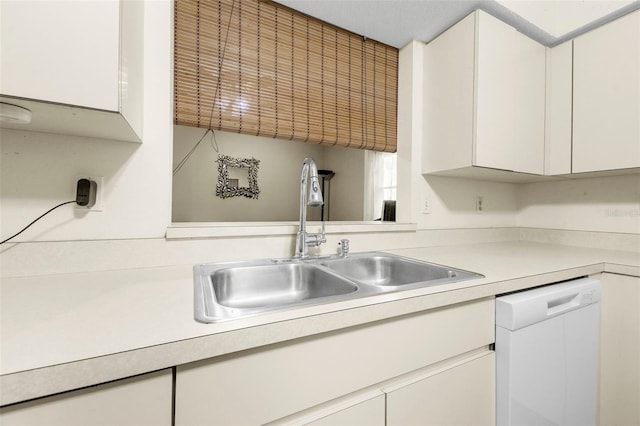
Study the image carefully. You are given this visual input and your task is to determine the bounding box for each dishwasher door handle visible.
[547,293,580,316]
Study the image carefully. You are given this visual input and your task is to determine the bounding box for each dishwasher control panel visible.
[496,277,601,331]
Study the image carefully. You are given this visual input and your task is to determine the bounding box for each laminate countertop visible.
[1,241,638,405]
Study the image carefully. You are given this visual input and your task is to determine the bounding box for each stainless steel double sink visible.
[194,252,484,323]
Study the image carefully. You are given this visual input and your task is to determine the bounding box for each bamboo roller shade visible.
[174,0,398,153]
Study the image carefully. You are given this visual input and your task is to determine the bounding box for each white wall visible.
[419,176,519,229]
[322,146,366,221]
[172,125,327,222]
[0,1,173,242]
[396,41,424,225]
[518,174,640,234]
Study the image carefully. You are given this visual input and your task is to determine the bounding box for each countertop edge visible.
[603,262,640,276]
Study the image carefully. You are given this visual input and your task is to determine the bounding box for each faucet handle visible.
[316,221,327,245]
[305,222,327,248]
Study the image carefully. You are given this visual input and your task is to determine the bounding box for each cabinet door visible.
[573,10,640,173]
[475,12,546,175]
[423,13,476,174]
[544,41,573,176]
[0,0,120,110]
[386,351,495,426]
[599,273,640,426]
[306,395,384,426]
[0,370,172,426]
[423,10,546,177]
[268,392,385,426]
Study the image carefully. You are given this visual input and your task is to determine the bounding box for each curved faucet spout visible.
[295,158,325,258]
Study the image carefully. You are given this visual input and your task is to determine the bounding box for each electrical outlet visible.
[476,196,483,214]
[75,175,104,211]
[422,198,431,214]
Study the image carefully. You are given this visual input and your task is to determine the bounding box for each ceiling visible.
[273,0,640,48]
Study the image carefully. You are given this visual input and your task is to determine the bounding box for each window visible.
[381,153,397,201]
[365,151,397,220]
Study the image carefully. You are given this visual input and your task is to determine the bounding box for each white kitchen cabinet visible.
[599,273,640,426]
[0,369,172,426]
[423,10,546,179]
[386,351,495,426]
[304,394,384,426]
[572,10,640,173]
[267,390,386,426]
[175,297,494,425]
[544,40,573,176]
[0,0,143,142]
[267,352,495,426]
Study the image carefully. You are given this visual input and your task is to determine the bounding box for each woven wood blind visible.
[174,0,398,152]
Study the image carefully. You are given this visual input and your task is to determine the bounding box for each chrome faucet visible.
[294,157,326,258]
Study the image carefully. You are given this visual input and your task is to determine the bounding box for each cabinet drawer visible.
[176,297,494,425]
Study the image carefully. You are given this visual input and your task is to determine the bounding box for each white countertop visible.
[1,241,638,405]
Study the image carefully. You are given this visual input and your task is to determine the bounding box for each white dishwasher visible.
[495,277,601,426]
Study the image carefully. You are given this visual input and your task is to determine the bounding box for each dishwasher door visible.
[495,277,601,426]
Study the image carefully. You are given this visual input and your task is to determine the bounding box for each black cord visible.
[173,0,235,177]
[0,200,76,245]
[172,129,212,176]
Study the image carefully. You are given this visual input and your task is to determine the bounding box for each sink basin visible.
[319,253,482,288]
[212,263,357,309]
[194,260,360,322]
[194,253,484,323]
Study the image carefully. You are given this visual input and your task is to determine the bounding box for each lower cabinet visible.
[269,350,495,426]
[599,272,640,426]
[305,394,385,426]
[386,351,495,426]
[175,297,495,425]
[268,391,386,426]
[0,369,173,426]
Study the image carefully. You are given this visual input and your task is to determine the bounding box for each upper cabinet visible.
[423,11,546,180]
[544,40,573,176]
[422,8,640,182]
[0,0,143,142]
[572,10,640,174]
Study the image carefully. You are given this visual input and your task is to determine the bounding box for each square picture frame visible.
[216,154,260,199]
